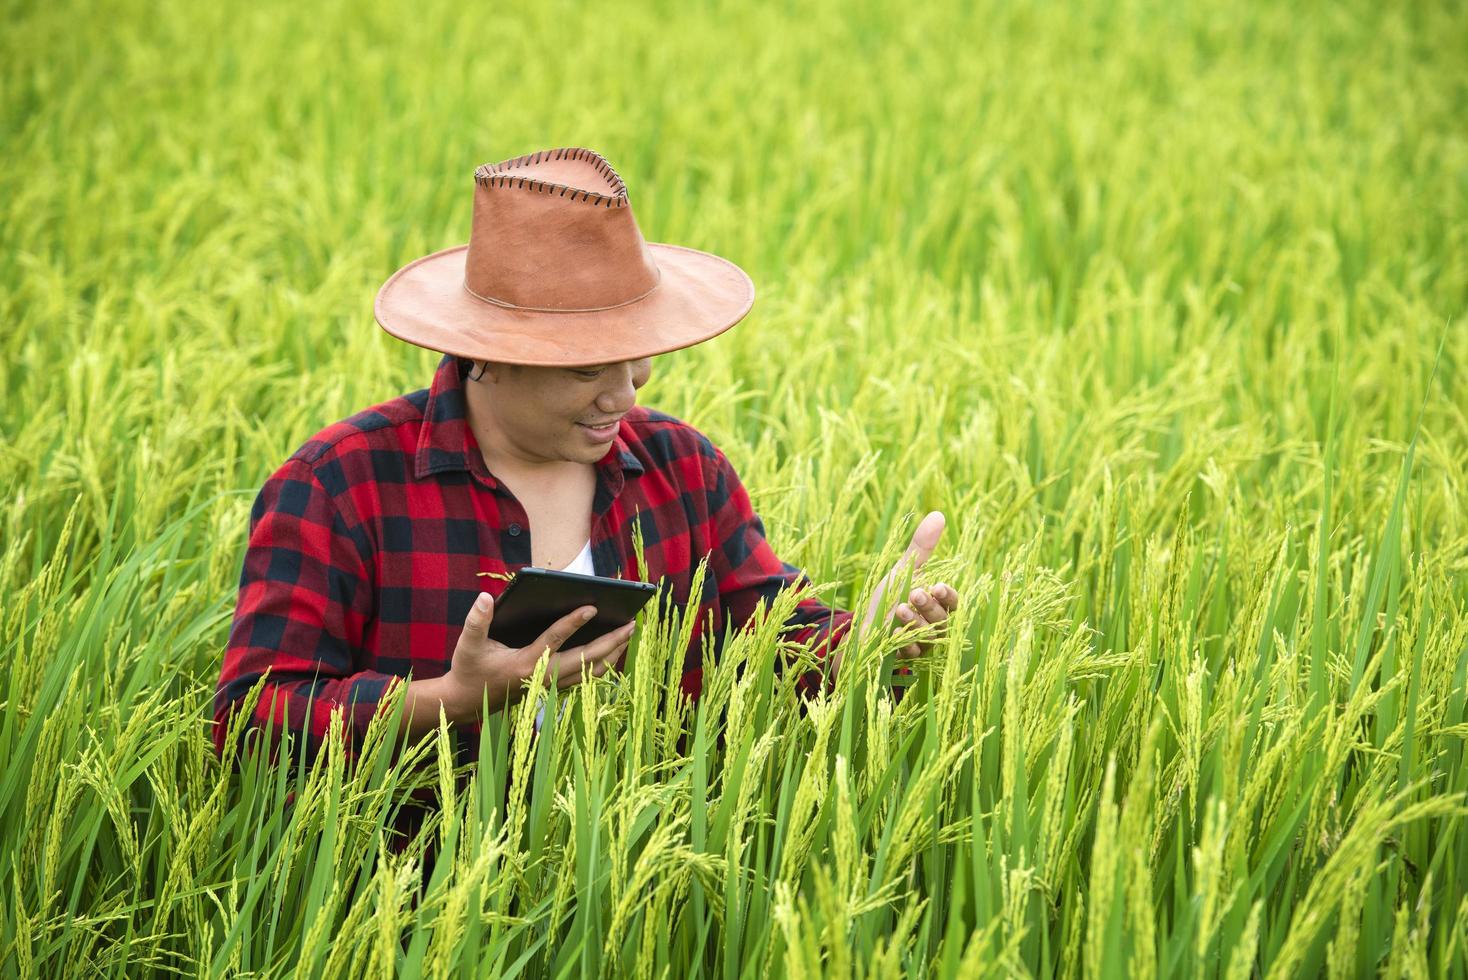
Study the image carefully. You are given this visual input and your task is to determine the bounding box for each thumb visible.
[464,591,495,637]
[862,511,947,631]
[893,511,945,575]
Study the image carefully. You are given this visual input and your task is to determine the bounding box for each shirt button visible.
[508,523,522,537]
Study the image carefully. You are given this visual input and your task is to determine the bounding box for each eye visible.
[571,367,605,380]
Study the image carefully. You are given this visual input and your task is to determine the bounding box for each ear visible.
[465,358,501,383]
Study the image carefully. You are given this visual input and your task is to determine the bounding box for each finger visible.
[894,602,917,627]
[893,601,944,659]
[909,587,949,624]
[463,592,495,637]
[893,602,926,641]
[525,605,598,657]
[554,635,631,689]
[930,582,959,612]
[870,513,947,622]
[570,618,637,660]
[896,511,946,575]
[549,620,636,678]
[861,513,944,631]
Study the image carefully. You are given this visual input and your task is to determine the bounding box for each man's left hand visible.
[831,511,962,677]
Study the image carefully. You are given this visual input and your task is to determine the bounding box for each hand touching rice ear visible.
[831,511,961,679]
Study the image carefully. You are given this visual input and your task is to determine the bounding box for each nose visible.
[596,357,648,410]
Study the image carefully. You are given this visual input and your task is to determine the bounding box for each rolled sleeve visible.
[213,457,398,765]
[703,443,854,694]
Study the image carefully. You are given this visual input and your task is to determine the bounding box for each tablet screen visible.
[486,567,658,650]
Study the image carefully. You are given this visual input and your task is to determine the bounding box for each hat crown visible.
[462,148,661,312]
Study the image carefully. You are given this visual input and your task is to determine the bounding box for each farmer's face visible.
[466,357,654,466]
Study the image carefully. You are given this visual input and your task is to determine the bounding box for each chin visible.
[566,441,607,463]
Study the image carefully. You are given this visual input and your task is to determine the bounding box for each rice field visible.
[3,0,1467,975]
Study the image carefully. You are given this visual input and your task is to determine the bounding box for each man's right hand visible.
[440,591,636,722]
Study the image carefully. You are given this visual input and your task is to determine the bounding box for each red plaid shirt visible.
[213,353,853,766]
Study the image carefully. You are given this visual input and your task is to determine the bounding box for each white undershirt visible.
[536,539,593,730]
[561,538,594,576]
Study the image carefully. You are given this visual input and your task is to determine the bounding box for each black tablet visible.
[486,567,659,651]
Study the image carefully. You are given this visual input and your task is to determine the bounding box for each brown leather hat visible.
[374,147,755,367]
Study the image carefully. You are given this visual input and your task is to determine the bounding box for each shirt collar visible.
[414,354,644,496]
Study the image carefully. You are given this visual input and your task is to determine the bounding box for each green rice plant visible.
[3,0,1467,975]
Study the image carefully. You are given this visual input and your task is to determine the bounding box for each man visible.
[212,147,960,770]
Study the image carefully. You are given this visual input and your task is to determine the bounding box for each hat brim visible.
[373,242,755,367]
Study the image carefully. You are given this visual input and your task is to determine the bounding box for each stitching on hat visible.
[473,147,629,207]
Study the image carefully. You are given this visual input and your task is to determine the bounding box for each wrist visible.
[421,671,478,725]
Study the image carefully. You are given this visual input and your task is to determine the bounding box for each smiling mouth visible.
[578,418,622,428]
